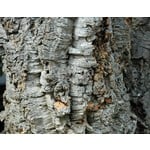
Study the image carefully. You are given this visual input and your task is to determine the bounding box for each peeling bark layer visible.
[0,17,149,134]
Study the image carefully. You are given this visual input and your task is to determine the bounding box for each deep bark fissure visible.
[130,100,147,133]
[122,18,150,133]
[0,85,5,132]
[0,56,5,133]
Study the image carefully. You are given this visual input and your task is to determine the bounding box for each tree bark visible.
[0,17,149,133]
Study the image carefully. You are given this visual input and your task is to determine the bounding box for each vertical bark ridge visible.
[68,17,102,133]
[37,18,74,133]
[0,18,35,133]
[109,17,137,133]
[86,17,137,133]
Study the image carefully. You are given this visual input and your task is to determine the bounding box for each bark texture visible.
[0,17,149,134]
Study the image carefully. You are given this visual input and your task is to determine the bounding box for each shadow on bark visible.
[0,57,5,133]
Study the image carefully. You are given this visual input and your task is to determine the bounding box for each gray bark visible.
[0,17,149,133]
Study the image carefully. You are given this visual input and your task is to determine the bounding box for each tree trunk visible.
[0,17,149,134]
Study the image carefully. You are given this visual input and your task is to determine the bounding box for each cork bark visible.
[0,17,149,133]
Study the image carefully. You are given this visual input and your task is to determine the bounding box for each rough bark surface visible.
[0,17,149,134]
